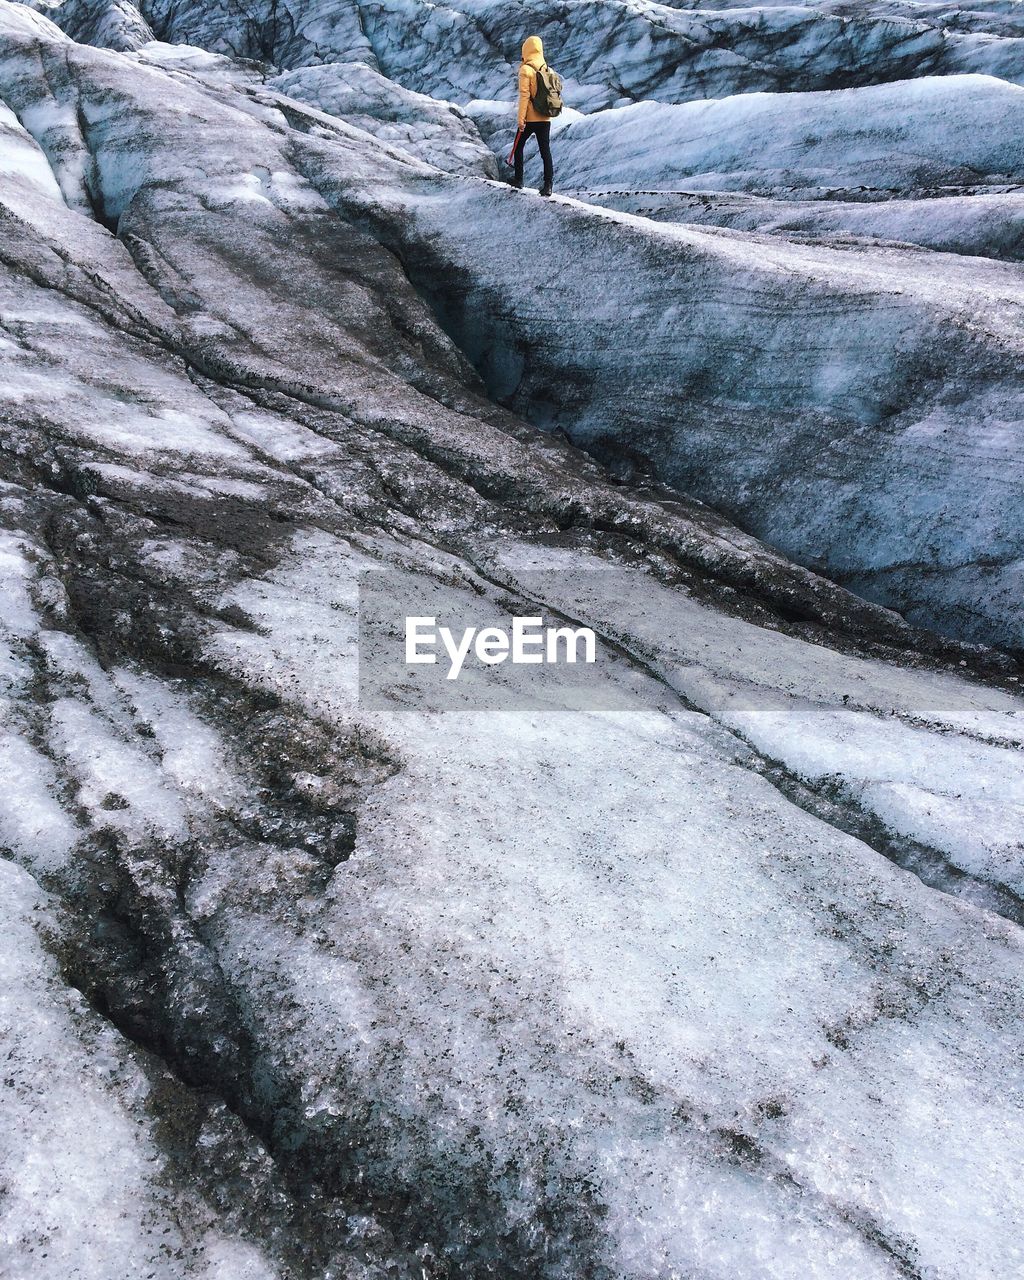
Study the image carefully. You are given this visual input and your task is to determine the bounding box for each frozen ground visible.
[1,2,1024,1278]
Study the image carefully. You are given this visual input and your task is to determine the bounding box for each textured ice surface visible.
[342,173,1024,646]
[551,74,1024,194]
[582,187,1024,263]
[268,62,498,177]
[40,0,1024,106]
[1,2,1023,1278]
[0,857,284,1280]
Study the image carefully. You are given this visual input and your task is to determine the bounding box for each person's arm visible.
[517,64,533,127]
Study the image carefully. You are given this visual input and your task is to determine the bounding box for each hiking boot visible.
[509,178,523,189]
[539,184,553,197]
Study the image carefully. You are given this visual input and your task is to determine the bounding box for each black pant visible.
[513,122,553,188]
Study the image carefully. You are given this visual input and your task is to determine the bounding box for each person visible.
[511,35,554,196]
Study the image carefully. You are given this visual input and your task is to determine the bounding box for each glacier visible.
[1,1,1023,1278]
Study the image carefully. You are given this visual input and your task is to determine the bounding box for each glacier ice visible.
[0,1,1023,1278]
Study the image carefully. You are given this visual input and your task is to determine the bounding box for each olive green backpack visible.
[531,63,564,117]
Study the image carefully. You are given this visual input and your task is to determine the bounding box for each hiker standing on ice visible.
[509,36,563,196]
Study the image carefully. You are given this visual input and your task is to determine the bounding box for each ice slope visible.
[329,173,1024,647]
[583,188,1024,263]
[23,0,1024,105]
[1,5,1024,1277]
[0,858,286,1280]
[551,74,1024,195]
[538,68,1024,267]
[268,61,498,177]
[55,6,1014,645]
[25,0,154,49]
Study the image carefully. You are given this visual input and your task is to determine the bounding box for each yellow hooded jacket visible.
[517,36,551,127]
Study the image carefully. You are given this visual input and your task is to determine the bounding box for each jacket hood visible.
[522,35,544,63]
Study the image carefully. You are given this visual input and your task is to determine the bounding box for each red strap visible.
[506,126,524,166]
